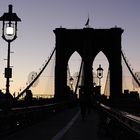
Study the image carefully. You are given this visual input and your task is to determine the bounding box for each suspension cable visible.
[16,47,56,99]
[121,50,140,87]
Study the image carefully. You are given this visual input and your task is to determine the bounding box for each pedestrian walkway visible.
[61,108,112,140]
[1,106,112,140]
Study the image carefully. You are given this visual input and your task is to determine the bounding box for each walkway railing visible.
[99,103,140,139]
[32,94,54,99]
[0,101,72,137]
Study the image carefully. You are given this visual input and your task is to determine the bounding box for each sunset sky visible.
[0,0,140,96]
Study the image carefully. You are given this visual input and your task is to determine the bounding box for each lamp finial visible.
[9,4,13,13]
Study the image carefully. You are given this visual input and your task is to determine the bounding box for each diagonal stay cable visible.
[74,60,83,94]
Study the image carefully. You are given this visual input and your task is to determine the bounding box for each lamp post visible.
[97,64,103,86]
[0,5,21,97]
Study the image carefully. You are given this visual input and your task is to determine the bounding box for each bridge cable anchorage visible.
[121,50,140,88]
[15,47,56,100]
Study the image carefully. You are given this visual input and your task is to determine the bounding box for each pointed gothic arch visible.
[92,51,109,95]
[67,51,82,90]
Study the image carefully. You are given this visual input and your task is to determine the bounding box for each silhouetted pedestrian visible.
[79,86,87,121]
[87,93,94,114]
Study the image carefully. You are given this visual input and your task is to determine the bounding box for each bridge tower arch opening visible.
[92,51,109,97]
[54,27,124,101]
[67,51,82,92]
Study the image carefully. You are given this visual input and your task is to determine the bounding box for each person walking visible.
[79,86,87,121]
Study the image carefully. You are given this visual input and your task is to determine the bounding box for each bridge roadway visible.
[1,106,112,140]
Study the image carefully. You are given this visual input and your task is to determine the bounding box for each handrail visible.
[0,101,67,112]
[0,101,72,136]
[99,103,140,137]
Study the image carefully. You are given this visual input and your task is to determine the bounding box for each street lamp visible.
[69,77,74,91]
[97,64,103,86]
[0,5,21,97]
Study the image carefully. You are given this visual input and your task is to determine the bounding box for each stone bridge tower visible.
[54,27,123,101]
